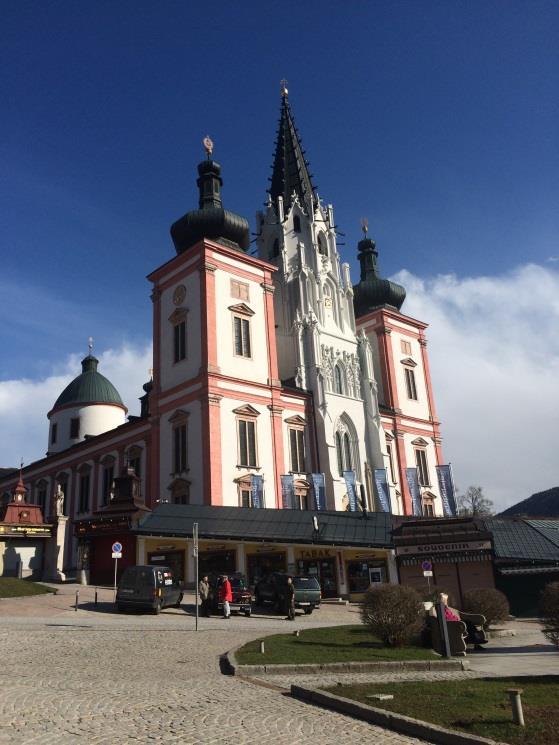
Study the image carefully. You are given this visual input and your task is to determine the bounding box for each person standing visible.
[285,576,295,620]
[198,575,211,617]
[220,574,232,619]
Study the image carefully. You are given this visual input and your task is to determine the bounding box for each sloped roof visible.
[526,519,559,549]
[135,504,392,548]
[484,517,559,563]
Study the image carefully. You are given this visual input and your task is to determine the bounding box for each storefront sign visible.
[396,540,492,556]
[0,525,52,537]
[298,548,332,559]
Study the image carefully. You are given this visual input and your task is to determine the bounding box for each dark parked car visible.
[209,572,252,617]
[116,565,183,614]
[254,573,321,614]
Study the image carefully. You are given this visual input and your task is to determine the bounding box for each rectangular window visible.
[51,423,57,445]
[240,486,252,508]
[173,424,188,473]
[289,428,306,473]
[415,449,430,487]
[386,443,397,484]
[230,279,249,301]
[78,473,90,513]
[404,368,418,400]
[102,466,114,506]
[423,500,435,517]
[401,339,412,355]
[238,419,257,467]
[173,320,186,363]
[70,418,80,439]
[233,316,251,357]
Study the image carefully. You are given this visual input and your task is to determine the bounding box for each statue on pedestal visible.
[54,484,65,517]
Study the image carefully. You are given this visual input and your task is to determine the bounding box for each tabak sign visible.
[396,540,492,556]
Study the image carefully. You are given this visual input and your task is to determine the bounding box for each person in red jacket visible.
[219,575,233,619]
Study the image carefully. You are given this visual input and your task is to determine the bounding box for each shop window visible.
[289,427,306,473]
[415,448,430,487]
[404,367,418,400]
[70,417,80,439]
[346,560,387,594]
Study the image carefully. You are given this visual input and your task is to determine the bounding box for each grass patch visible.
[324,677,559,745]
[235,624,435,665]
[0,578,56,598]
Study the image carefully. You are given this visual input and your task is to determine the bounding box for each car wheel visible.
[304,608,313,615]
[244,609,252,618]
[154,600,162,615]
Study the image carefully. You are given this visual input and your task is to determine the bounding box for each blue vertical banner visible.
[311,473,326,511]
[436,465,457,516]
[343,471,358,512]
[251,474,264,509]
[280,474,294,509]
[405,468,423,516]
[373,468,392,513]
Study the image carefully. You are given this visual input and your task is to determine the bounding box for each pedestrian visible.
[198,575,211,617]
[285,576,295,620]
[219,574,232,619]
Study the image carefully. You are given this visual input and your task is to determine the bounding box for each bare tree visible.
[456,486,494,516]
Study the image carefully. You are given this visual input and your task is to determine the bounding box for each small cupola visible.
[170,136,250,254]
[353,221,406,318]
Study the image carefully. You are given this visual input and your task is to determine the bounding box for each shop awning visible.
[134,503,393,548]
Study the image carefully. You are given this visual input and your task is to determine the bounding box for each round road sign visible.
[112,541,123,554]
[421,559,432,572]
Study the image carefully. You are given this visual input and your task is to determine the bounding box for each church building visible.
[0,88,455,597]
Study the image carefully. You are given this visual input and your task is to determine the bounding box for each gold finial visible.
[280,78,289,98]
[203,135,214,158]
[360,217,369,237]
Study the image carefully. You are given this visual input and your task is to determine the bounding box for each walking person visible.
[285,575,295,621]
[198,575,211,617]
[219,574,232,619]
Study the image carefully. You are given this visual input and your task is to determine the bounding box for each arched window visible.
[317,232,327,255]
[334,364,344,395]
[334,415,360,480]
[335,431,344,476]
[293,215,301,233]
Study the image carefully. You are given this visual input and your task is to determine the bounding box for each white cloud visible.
[0,342,152,469]
[393,264,559,512]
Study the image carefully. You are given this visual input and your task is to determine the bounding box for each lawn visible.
[0,578,56,598]
[235,624,435,665]
[324,677,559,745]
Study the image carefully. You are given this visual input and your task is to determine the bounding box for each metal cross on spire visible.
[280,78,289,97]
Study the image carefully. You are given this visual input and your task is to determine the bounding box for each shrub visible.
[360,584,423,647]
[462,587,510,629]
[540,582,559,647]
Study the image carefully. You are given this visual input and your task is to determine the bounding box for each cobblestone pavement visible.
[0,592,434,745]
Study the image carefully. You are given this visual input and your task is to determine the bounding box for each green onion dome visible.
[51,355,125,411]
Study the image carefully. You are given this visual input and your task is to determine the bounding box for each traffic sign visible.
[112,552,122,559]
[112,542,123,554]
[421,560,432,572]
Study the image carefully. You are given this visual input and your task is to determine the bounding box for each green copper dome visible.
[52,355,125,411]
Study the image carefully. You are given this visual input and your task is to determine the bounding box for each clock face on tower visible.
[173,285,186,305]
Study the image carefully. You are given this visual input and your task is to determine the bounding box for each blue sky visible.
[2,1,559,508]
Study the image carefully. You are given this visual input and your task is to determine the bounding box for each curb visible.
[291,685,506,745]
[226,647,469,676]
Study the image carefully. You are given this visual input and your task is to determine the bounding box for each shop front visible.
[246,545,287,585]
[393,517,495,607]
[295,547,338,597]
[343,549,390,598]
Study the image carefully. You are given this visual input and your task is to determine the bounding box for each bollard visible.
[74,590,79,612]
[507,688,525,727]
[260,641,265,654]
[94,588,98,606]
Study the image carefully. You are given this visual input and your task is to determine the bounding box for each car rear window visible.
[293,577,320,590]
[137,569,155,587]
